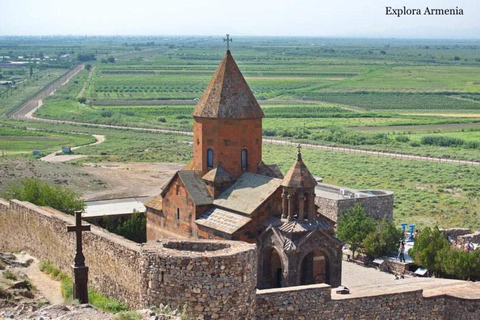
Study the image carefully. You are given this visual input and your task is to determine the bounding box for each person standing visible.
[398,241,406,262]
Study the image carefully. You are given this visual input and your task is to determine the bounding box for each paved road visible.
[8,65,480,166]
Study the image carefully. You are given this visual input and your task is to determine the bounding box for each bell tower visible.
[280,145,318,221]
[192,49,264,179]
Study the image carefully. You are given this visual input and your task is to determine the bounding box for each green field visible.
[1,36,480,231]
[0,125,96,156]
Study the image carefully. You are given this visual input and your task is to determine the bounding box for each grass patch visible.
[114,311,142,320]
[39,261,128,313]
[3,270,17,280]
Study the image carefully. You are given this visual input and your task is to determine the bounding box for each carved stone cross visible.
[223,34,232,51]
[67,210,91,303]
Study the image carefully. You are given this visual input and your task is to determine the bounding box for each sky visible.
[0,0,479,38]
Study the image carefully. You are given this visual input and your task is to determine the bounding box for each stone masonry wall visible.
[316,192,394,223]
[1,198,479,319]
[256,285,478,320]
[0,199,144,308]
[142,240,257,319]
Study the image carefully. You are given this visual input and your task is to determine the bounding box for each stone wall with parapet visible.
[0,199,257,314]
[0,199,144,307]
[256,285,479,320]
[316,191,394,223]
[141,239,256,319]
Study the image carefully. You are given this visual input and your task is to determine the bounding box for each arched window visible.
[207,148,214,168]
[241,149,248,170]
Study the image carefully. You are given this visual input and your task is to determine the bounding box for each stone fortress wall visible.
[1,199,479,319]
[315,188,394,223]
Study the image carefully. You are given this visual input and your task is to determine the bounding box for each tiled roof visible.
[281,151,317,188]
[196,207,251,235]
[161,171,213,206]
[178,171,213,206]
[144,196,162,211]
[202,164,233,183]
[257,161,284,179]
[213,173,282,215]
[192,50,264,119]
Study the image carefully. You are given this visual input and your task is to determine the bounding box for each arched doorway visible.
[261,247,284,288]
[300,249,330,285]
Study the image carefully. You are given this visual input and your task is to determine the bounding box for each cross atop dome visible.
[223,34,232,51]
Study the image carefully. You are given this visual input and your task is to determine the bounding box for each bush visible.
[363,219,403,258]
[101,110,114,118]
[157,117,166,123]
[77,97,87,104]
[395,135,410,143]
[6,178,85,215]
[337,204,376,258]
[409,141,420,147]
[421,135,464,147]
[101,211,146,243]
[408,226,450,277]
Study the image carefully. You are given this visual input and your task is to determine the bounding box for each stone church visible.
[146,49,342,288]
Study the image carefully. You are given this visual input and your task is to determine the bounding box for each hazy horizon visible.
[1,0,479,39]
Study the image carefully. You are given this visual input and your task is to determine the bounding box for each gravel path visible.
[22,254,64,305]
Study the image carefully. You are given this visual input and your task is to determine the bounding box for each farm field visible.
[0,125,96,156]
[1,36,480,231]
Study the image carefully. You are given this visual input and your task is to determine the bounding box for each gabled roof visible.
[196,207,251,235]
[161,171,213,206]
[192,50,264,119]
[202,164,233,183]
[257,161,284,179]
[281,151,317,188]
[213,173,282,215]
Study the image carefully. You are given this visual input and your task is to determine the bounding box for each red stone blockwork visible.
[193,117,262,179]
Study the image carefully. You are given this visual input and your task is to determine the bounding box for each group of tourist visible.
[446,234,479,252]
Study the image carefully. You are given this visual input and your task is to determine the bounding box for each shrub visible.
[157,117,167,123]
[421,135,464,147]
[101,110,114,118]
[102,211,146,243]
[77,97,87,104]
[5,178,84,215]
[395,135,410,143]
[408,226,450,277]
[363,219,403,258]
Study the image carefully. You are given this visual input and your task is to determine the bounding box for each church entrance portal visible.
[300,249,329,285]
[261,247,283,288]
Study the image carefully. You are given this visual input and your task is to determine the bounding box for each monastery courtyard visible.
[336,260,480,300]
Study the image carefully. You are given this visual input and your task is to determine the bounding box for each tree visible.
[77,97,87,104]
[102,211,146,243]
[408,226,449,277]
[107,56,115,63]
[336,204,376,258]
[85,64,92,71]
[363,219,403,258]
[6,178,85,215]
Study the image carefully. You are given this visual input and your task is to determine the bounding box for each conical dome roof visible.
[192,50,264,119]
[281,148,317,188]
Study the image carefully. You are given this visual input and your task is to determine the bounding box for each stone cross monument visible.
[67,210,91,303]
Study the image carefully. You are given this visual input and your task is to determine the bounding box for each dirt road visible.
[40,134,105,163]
